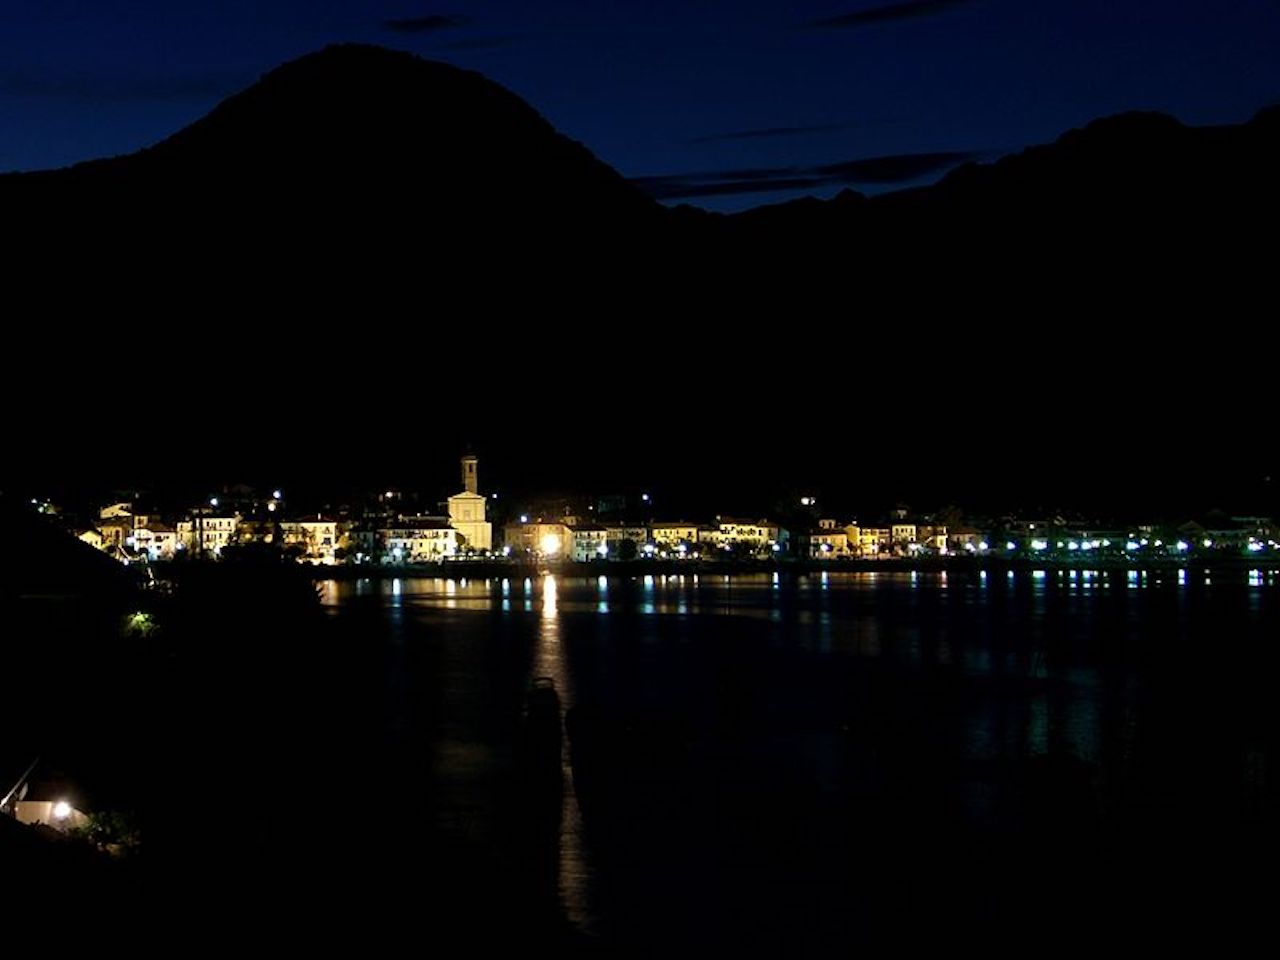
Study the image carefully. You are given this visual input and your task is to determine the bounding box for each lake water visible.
[276,568,1278,951]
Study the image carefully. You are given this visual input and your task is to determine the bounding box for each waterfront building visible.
[891,523,917,548]
[503,520,569,558]
[280,516,339,563]
[803,527,852,558]
[717,518,785,551]
[381,519,461,561]
[565,523,609,561]
[859,527,892,557]
[604,524,649,556]
[651,522,701,547]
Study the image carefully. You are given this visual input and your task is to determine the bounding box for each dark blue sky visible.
[2,1,1278,210]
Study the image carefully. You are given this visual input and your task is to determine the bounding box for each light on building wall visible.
[1005,541,1016,551]
[801,496,813,507]
[53,801,72,820]
[541,534,562,557]
[1176,540,1190,552]
[210,498,218,507]
[520,514,529,524]
[267,502,277,512]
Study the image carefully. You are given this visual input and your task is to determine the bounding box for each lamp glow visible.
[53,801,72,820]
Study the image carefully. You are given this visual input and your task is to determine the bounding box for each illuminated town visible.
[32,454,1280,567]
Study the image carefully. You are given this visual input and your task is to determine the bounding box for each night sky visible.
[2,1,1278,210]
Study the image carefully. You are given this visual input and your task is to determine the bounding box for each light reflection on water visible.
[527,575,594,931]
[310,568,1277,944]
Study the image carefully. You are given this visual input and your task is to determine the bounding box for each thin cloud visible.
[0,69,239,103]
[806,0,980,29]
[382,15,473,34]
[816,150,973,183]
[632,150,978,201]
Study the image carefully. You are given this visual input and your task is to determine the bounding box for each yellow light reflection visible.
[527,574,593,931]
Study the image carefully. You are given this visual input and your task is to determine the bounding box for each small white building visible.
[891,524,918,547]
[650,522,700,547]
[604,525,648,555]
[805,528,851,558]
[131,521,179,560]
[565,524,609,561]
[382,521,461,562]
[859,528,892,557]
[177,515,240,557]
[76,528,104,551]
[717,518,785,553]
[280,517,339,563]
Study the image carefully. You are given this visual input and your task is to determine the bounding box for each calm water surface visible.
[303,569,1278,951]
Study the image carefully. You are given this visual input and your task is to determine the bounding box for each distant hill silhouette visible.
[725,107,1280,272]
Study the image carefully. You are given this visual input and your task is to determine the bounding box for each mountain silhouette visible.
[4,43,1276,288]
[712,107,1279,283]
[2,44,660,276]
[1,43,1274,483]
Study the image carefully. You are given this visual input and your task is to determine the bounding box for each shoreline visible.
[289,555,1280,581]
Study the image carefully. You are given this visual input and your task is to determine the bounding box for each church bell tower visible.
[462,454,478,495]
